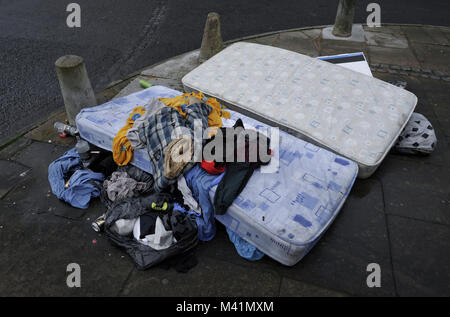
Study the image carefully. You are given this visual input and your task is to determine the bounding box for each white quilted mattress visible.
[182,42,418,178]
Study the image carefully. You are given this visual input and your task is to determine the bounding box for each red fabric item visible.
[201,160,226,175]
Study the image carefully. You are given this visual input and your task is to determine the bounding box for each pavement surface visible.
[0,24,449,297]
[2,0,450,146]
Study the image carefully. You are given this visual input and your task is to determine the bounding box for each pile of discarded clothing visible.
[48,92,272,270]
[100,165,199,271]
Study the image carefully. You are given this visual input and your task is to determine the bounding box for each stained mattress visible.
[76,86,358,266]
[182,42,418,178]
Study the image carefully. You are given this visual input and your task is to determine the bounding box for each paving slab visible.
[112,77,148,99]
[301,28,323,40]
[280,178,396,296]
[364,29,409,48]
[141,50,201,80]
[194,221,279,271]
[402,26,450,46]
[426,81,450,137]
[362,25,404,35]
[3,142,89,220]
[375,154,450,195]
[0,160,31,199]
[410,116,450,168]
[411,43,450,73]
[0,137,32,161]
[244,34,281,46]
[143,77,185,92]
[388,215,450,296]
[367,46,420,67]
[200,179,396,296]
[96,75,141,104]
[441,27,450,41]
[275,32,319,57]
[432,103,450,137]
[0,201,133,296]
[120,255,281,297]
[24,109,75,146]
[387,133,450,173]
[115,76,183,98]
[0,142,131,296]
[279,30,310,40]
[384,184,450,226]
[279,278,349,297]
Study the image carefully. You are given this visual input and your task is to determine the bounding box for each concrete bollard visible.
[55,55,97,126]
[199,12,223,62]
[332,0,356,37]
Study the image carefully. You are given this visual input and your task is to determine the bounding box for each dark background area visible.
[1,0,449,144]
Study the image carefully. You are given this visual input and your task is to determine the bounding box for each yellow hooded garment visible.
[112,106,146,166]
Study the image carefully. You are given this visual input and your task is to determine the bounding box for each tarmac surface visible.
[2,0,450,146]
[0,24,449,297]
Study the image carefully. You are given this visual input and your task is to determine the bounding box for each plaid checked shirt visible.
[138,103,211,192]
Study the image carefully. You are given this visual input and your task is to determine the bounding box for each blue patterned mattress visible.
[76,86,358,266]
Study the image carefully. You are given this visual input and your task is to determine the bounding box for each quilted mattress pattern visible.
[214,111,358,265]
[182,42,418,177]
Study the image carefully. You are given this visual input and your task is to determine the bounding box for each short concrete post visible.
[332,0,356,37]
[199,12,223,62]
[55,55,97,126]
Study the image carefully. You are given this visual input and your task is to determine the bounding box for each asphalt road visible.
[1,0,449,145]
